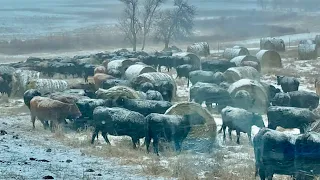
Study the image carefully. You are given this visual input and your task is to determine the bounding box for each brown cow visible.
[94,66,106,75]
[93,73,115,90]
[29,96,82,131]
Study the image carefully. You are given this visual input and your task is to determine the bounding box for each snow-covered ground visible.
[0,113,170,180]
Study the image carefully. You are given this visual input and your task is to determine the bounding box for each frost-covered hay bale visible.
[11,69,40,97]
[165,102,217,141]
[187,42,210,57]
[0,66,15,76]
[124,64,156,81]
[223,66,260,83]
[233,46,250,55]
[107,59,135,77]
[173,52,201,69]
[260,37,285,51]
[256,50,282,69]
[299,39,316,45]
[162,45,182,53]
[131,72,177,100]
[95,86,140,100]
[26,79,69,95]
[315,35,320,46]
[222,48,249,60]
[298,43,318,60]
[228,79,268,113]
[230,55,259,66]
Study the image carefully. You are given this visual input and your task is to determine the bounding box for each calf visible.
[219,106,265,144]
[29,96,82,131]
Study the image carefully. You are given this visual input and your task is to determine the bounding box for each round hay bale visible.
[162,45,182,53]
[315,35,320,46]
[223,48,249,60]
[107,59,135,77]
[260,37,285,51]
[300,39,316,45]
[124,64,156,81]
[26,79,69,95]
[230,55,259,66]
[173,52,201,69]
[95,86,140,100]
[187,42,210,57]
[233,46,250,55]
[132,72,177,100]
[223,66,260,83]
[256,50,282,69]
[0,66,15,76]
[228,79,268,114]
[164,102,217,141]
[298,43,318,60]
[11,69,40,97]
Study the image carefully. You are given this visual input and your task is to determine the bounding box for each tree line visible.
[117,0,196,51]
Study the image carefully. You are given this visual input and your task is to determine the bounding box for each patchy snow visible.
[0,114,170,180]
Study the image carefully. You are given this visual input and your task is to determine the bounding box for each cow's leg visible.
[236,130,241,144]
[91,129,99,144]
[152,137,160,156]
[43,121,49,129]
[228,128,232,141]
[31,115,36,129]
[49,121,55,132]
[222,125,227,141]
[131,137,139,149]
[101,131,111,145]
[268,124,276,130]
[299,127,305,134]
[259,167,266,180]
[145,135,151,153]
[174,140,182,153]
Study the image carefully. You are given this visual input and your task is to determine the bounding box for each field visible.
[1,0,320,179]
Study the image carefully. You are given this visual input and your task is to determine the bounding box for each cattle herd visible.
[1,38,320,179]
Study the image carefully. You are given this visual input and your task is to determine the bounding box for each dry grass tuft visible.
[140,159,170,177]
[53,124,65,139]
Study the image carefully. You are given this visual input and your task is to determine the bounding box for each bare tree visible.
[257,0,267,9]
[141,0,165,50]
[154,0,196,49]
[118,0,140,51]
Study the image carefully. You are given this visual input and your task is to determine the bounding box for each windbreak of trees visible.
[257,0,320,11]
[117,0,196,51]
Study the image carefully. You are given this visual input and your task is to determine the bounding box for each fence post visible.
[289,38,290,48]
